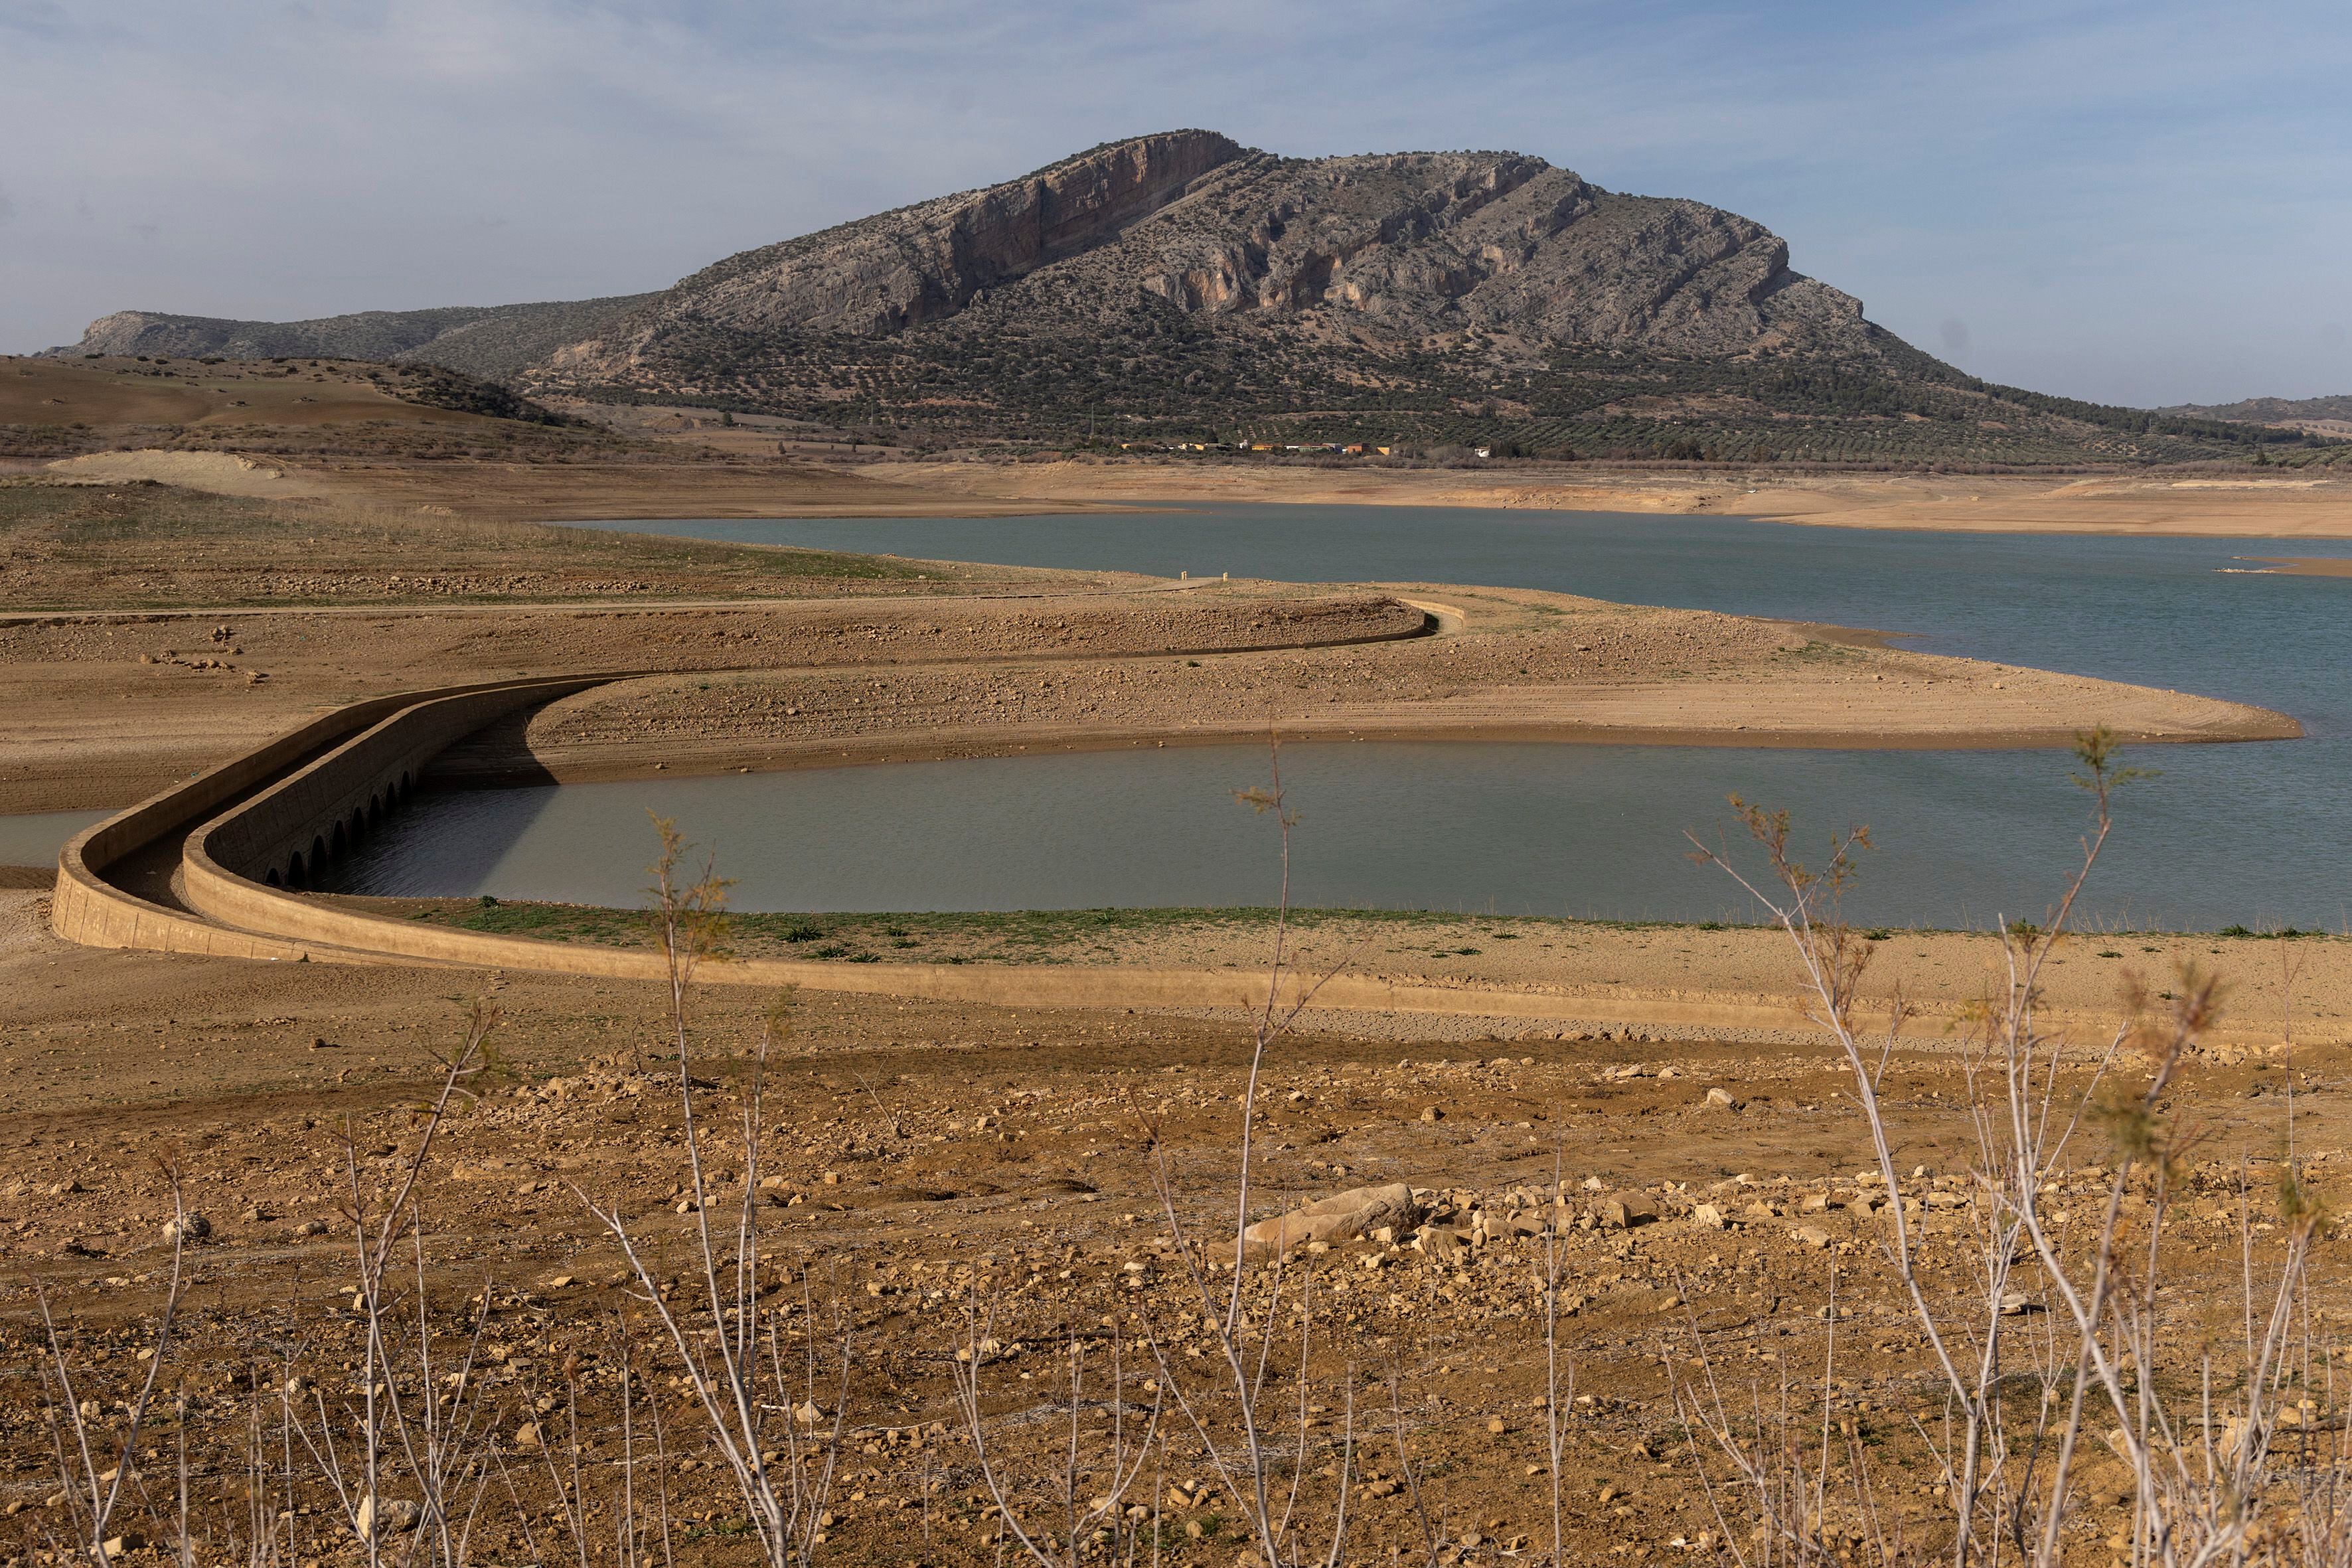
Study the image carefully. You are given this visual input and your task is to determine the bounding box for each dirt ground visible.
[364,901,2352,1055]
[18,353,2352,539]
[2,884,2345,1565]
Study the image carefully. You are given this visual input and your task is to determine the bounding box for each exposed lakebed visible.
[334,507,2350,931]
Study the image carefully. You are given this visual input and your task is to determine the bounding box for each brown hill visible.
[2159,393,2352,424]
[0,354,597,465]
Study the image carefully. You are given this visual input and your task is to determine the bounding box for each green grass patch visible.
[0,479,931,609]
[395,897,2346,960]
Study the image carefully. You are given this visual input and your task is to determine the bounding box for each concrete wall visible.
[199,676,612,889]
[50,674,627,955]
[51,690,426,956]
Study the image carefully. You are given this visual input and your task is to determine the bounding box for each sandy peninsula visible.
[450,581,2297,791]
[1,572,2295,817]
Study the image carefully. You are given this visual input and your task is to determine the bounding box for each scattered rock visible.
[1599,1196,1658,1230]
[354,1495,419,1538]
[1705,1087,1740,1110]
[163,1213,210,1243]
[1243,1183,1426,1255]
[1412,1226,1468,1259]
[1793,1225,1833,1250]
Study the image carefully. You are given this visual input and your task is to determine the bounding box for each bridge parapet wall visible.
[199,676,611,889]
[50,674,626,953]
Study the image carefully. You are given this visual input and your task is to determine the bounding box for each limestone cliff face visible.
[569,130,1248,366]
[1056,149,1866,354]
[547,133,1869,388]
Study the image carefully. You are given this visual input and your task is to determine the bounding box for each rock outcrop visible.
[628,129,1248,343]
[1242,1182,1426,1255]
[551,132,1871,387]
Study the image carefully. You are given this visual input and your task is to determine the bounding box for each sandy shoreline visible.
[857,458,2352,538]
[2244,555,2352,576]
[440,702,2300,796]
[42,445,2352,540]
[337,896,2352,1048]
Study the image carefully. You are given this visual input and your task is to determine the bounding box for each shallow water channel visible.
[325,505,2352,933]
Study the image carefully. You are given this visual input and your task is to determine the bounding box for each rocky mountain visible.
[53,295,652,382]
[550,130,1873,374]
[521,132,2314,464]
[50,132,2339,465]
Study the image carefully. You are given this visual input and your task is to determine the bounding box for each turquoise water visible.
[341,506,2351,930]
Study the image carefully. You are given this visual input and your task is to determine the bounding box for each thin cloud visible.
[2,0,2345,402]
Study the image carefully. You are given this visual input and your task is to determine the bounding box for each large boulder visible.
[1243,1184,1425,1256]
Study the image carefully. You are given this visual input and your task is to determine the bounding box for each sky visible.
[3,0,2347,407]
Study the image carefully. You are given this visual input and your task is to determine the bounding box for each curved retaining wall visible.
[195,676,616,892]
[51,674,633,961]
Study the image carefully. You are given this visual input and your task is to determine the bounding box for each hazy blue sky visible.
[4,0,2346,405]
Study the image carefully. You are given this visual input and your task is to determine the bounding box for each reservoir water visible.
[0,809,107,869]
[336,506,2351,931]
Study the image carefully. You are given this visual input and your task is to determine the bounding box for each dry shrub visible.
[1682,728,2345,1567]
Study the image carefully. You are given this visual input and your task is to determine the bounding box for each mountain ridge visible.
[44,131,2345,467]
[50,295,653,382]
